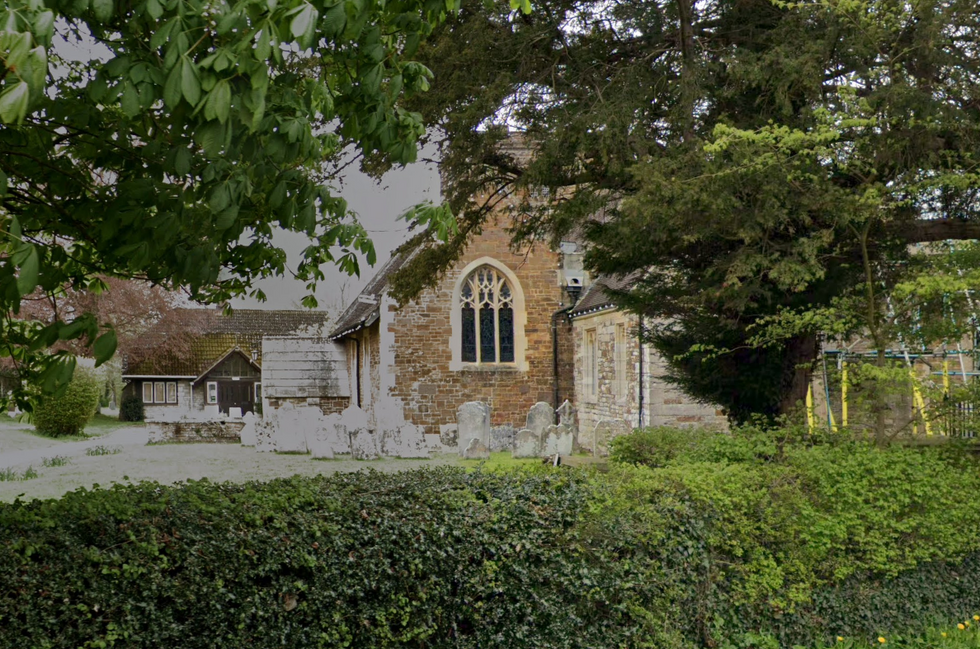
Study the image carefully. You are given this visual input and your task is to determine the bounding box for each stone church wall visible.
[385,217,568,434]
[573,310,728,435]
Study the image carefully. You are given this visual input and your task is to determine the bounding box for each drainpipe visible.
[551,307,569,413]
[637,316,644,429]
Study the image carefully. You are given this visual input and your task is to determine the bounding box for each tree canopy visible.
[0,0,458,402]
[397,0,980,421]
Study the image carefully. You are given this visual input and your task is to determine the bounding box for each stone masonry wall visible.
[147,420,244,443]
[573,310,728,434]
[386,217,568,434]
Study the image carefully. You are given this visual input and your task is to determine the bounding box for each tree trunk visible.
[777,333,818,417]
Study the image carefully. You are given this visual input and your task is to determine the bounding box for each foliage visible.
[31,365,103,436]
[0,0,459,407]
[0,465,38,481]
[603,426,980,645]
[3,438,980,648]
[119,395,145,422]
[812,616,980,649]
[85,444,121,456]
[0,468,668,649]
[398,0,980,420]
[40,455,71,468]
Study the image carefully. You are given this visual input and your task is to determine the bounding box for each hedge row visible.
[3,431,980,648]
[0,468,669,649]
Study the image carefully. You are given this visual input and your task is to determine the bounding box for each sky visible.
[228,150,443,314]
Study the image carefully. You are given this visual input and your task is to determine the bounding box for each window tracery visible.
[460,266,515,363]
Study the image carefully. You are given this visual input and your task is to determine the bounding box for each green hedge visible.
[3,434,980,648]
[0,468,669,649]
[605,427,980,646]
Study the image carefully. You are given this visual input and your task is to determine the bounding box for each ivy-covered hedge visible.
[0,468,670,649]
[3,434,980,649]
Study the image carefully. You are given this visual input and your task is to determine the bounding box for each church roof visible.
[124,308,331,377]
[568,276,633,318]
[329,251,415,339]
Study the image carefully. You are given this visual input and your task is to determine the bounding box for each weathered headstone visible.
[239,411,258,446]
[323,413,351,455]
[592,419,631,457]
[439,423,458,448]
[254,419,275,452]
[512,429,541,458]
[349,427,379,460]
[308,413,348,459]
[543,424,575,456]
[526,402,554,437]
[380,423,430,458]
[489,425,517,452]
[271,402,309,453]
[556,400,576,428]
[457,402,490,457]
[462,437,490,460]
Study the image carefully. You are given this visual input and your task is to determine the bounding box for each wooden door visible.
[218,381,253,415]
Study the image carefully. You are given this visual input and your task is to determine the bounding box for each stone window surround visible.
[450,257,528,372]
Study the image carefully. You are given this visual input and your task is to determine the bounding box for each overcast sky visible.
[228,151,443,314]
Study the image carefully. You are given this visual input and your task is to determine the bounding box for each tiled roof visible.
[329,251,415,339]
[569,275,633,317]
[124,308,331,377]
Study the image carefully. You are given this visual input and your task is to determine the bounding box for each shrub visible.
[119,394,144,422]
[32,367,103,437]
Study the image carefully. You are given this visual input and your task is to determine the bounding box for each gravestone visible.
[526,402,554,438]
[271,402,309,453]
[592,419,631,457]
[349,427,379,460]
[490,425,517,452]
[239,412,258,446]
[543,424,575,456]
[380,423,430,458]
[308,414,348,459]
[254,419,275,452]
[439,423,458,448]
[462,437,490,460]
[512,429,541,458]
[456,402,490,457]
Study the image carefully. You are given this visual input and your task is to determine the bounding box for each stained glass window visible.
[459,265,516,363]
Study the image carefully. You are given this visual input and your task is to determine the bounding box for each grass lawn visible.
[813,616,980,648]
[84,412,143,435]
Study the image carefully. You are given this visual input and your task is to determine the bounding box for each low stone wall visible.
[147,420,244,444]
[266,396,348,417]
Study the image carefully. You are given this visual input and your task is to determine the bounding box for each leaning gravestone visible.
[457,402,490,457]
[490,425,517,452]
[592,419,631,457]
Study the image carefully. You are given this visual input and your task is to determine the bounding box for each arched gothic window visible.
[460,266,515,363]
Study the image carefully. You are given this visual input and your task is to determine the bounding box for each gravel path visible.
[0,422,460,503]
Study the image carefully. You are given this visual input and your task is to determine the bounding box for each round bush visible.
[119,394,145,422]
[32,366,103,436]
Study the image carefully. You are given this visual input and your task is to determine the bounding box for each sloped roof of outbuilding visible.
[568,275,634,318]
[124,308,331,377]
[329,251,415,339]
